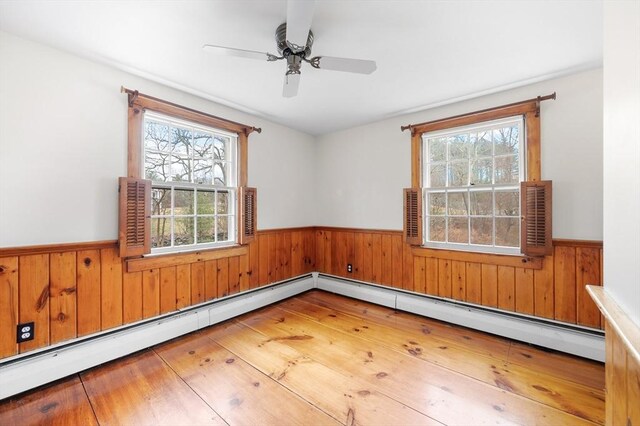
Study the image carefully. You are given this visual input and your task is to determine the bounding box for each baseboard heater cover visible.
[1,272,604,400]
[316,274,605,362]
[0,276,315,400]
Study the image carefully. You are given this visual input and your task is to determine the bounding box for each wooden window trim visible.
[125,245,248,273]
[124,89,260,185]
[123,88,260,257]
[411,246,543,270]
[406,96,555,256]
[409,99,541,187]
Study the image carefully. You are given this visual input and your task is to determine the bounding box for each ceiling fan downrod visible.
[276,22,313,58]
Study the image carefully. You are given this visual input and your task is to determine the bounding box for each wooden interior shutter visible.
[118,177,151,258]
[239,186,257,245]
[403,188,423,245]
[521,180,552,256]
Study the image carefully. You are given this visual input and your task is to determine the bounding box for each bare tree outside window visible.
[143,112,236,252]
[423,117,524,253]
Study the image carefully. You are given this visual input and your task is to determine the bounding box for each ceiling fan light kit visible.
[203,0,377,97]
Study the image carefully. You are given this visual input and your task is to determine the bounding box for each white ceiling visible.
[0,1,602,135]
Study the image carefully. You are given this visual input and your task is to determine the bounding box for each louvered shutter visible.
[118,177,151,258]
[521,180,552,256]
[403,188,423,245]
[239,187,257,245]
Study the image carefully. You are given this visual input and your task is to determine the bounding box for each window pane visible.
[472,131,492,157]
[495,191,519,216]
[193,132,212,158]
[151,217,171,248]
[151,188,171,216]
[193,158,212,185]
[144,121,170,152]
[470,191,493,216]
[448,160,469,187]
[447,192,468,215]
[448,217,469,243]
[449,134,469,160]
[174,189,194,215]
[216,216,230,241]
[495,217,519,247]
[171,155,191,182]
[197,190,215,215]
[197,217,215,243]
[171,127,192,156]
[428,217,446,242]
[494,126,519,155]
[428,192,446,215]
[429,164,446,188]
[214,136,227,160]
[471,158,493,185]
[174,217,195,246]
[217,191,230,214]
[145,151,171,182]
[428,137,446,162]
[213,162,227,186]
[495,155,519,184]
[471,217,493,245]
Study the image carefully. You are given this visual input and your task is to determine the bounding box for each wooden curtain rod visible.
[120,86,262,134]
[400,92,556,133]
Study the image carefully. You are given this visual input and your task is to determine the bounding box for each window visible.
[402,94,553,256]
[423,116,524,254]
[119,88,259,259]
[144,112,237,253]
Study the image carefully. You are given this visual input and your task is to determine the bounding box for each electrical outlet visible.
[17,322,34,344]
[347,263,353,273]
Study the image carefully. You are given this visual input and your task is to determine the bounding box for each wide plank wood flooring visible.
[0,290,605,425]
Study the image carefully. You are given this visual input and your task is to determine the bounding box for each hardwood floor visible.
[0,290,605,425]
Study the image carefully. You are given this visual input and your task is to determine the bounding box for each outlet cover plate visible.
[17,322,35,343]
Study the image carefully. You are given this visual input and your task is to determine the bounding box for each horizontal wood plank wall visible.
[315,227,603,330]
[0,228,315,361]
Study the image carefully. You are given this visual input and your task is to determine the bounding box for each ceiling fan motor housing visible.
[276,22,313,57]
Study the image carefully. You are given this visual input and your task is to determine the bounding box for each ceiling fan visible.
[203,0,377,98]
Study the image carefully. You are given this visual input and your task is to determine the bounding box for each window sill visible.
[411,246,543,270]
[126,244,248,273]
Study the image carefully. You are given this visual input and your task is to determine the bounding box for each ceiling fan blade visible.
[283,73,300,98]
[286,0,315,51]
[203,44,274,61]
[313,56,377,74]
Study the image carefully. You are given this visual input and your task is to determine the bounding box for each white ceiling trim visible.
[388,60,603,119]
[63,38,603,138]
[0,1,603,135]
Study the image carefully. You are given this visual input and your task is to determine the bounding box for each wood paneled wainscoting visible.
[315,227,604,329]
[588,286,640,426]
[0,228,316,361]
[0,226,602,362]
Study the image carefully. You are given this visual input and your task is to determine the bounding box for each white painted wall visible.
[0,31,316,247]
[603,1,640,327]
[315,68,603,240]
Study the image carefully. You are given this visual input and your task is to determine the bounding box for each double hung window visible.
[423,116,524,254]
[143,111,238,253]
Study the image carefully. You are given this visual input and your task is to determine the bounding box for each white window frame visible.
[143,111,238,254]
[422,116,525,255]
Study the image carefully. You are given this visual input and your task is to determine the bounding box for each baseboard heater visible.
[316,273,605,362]
[0,275,315,400]
[0,272,604,400]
